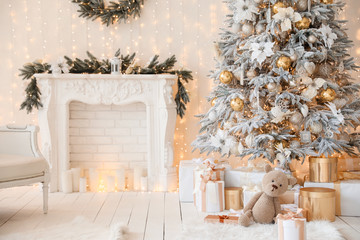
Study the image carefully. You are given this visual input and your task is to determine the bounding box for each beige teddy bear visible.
[238,164,297,227]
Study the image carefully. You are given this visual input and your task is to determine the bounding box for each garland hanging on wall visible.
[19,50,192,118]
[72,0,144,26]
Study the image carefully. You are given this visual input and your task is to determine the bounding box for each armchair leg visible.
[42,182,49,214]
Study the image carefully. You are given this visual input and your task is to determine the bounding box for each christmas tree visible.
[192,0,360,167]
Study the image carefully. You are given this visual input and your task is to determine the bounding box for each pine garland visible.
[72,0,144,26]
[19,50,193,118]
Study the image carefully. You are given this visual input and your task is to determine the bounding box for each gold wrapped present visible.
[299,187,335,222]
[309,157,338,182]
[225,187,243,210]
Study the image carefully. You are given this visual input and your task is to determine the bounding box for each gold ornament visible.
[273,2,286,14]
[320,0,334,4]
[295,17,311,30]
[319,88,336,102]
[230,97,244,111]
[276,56,292,71]
[211,97,217,107]
[219,70,233,84]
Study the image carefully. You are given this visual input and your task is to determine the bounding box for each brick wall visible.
[69,101,147,173]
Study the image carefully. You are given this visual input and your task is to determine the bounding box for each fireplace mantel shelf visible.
[36,73,178,192]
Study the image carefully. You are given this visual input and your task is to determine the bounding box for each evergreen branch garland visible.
[19,51,192,118]
[72,0,144,26]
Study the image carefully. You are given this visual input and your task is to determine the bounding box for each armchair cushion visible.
[0,154,48,183]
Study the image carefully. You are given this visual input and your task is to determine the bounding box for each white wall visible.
[0,0,360,168]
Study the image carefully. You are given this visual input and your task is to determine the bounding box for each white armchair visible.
[0,125,49,213]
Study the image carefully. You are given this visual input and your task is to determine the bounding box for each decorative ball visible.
[308,35,317,43]
[320,0,334,4]
[230,97,244,111]
[219,70,233,84]
[273,2,286,14]
[276,56,292,71]
[290,140,301,149]
[245,134,255,147]
[255,23,266,34]
[317,63,332,77]
[208,111,217,122]
[296,0,308,11]
[267,82,277,92]
[310,122,323,134]
[242,23,254,37]
[232,23,242,33]
[290,53,298,62]
[211,97,217,107]
[290,112,303,125]
[246,69,257,79]
[319,88,336,102]
[295,17,311,30]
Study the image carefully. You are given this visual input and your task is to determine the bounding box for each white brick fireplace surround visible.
[36,74,178,192]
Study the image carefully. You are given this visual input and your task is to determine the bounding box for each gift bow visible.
[277,208,304,220]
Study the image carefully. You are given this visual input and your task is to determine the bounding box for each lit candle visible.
[140,176,148,191]
[79,177,87,193]
[115,169,125,191]
[62,170,73,193]
[133,167,143,191]
[107,175,116,192]
[89,168,99,192]
[71,168,81,192]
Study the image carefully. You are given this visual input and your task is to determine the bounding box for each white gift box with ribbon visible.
[277,209,307,240]
[225,167,266,188]
[242,185,262,207]
[194,180,225,212]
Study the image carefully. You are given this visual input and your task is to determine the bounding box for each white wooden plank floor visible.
[0,186,359,240]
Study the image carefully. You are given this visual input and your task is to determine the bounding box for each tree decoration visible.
[72,0,144,26]
[233,0,258,23]
[193,0,360,167]
[230,97,244,111]
[211,97,218,107]
[276,56,292,71]
[19,50,193,118]
[219,70,233,84]
[295,17,311,30]
[242,22,255,37]
[321,0,334,4]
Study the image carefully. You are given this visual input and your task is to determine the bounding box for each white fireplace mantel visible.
[35,74,178,192]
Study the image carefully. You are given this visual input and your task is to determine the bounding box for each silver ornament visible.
[310,122,323,134]
[208,111,217,122]
[246,69,257,79]
[267,82,277,92]
[296,0,308,12]
[290,112,304,125]
[308,35,317,43]
[242,23,254,37]
[300,131,311,143]
[290,53,298,62]
[255,23,266,34]
[290,140,301,149]
[232,23,242,33]
[317,63,332,77]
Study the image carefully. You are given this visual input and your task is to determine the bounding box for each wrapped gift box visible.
[242,186,262,207]
[304,180,360,216]
[179,160,197,202]
[225,167,266,188]
[194,180,225,212]
[204,215,238,224]
[277,210,306,240]
[338,157,360,172]
[224,187,243,210]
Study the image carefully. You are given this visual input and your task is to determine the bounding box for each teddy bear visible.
[238,164,297,227]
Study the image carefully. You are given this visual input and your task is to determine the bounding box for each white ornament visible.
[246,69,257,79]
[310,122,323,134]
[302,78,326,100]
[250,41,274,64]
[50,57,70,75]
[290,111,303,125]
[271,106,293,124]
[300,104,309,117]
[304,62,316,75]
[272,7,302,32]
[208,111,217,122]
[308,35,317,43]
[290,140,301,149]
[233,0,258,23]
[231,142,240,155]
[245,134,255,147]
[290,53,298,62]
[300,131,311,143]
[267,82,279,92]
[242,23,254,37]
[325,102,345,124]
[232,23,242,33]
[255,23,266,34]
[319,24,338,48]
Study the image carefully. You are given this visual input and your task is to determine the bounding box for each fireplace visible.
[36,74,178,192]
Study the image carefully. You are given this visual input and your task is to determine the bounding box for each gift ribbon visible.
[277,209,306,240]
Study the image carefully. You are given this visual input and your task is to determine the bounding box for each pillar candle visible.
[134,167,143,191]
[89,168,99,192]
[116,169,125,191]
[107,175,116,192]
[140,176,148,191]
[71,168,81,192]
[79,177,87,193]
[62,170,73,193]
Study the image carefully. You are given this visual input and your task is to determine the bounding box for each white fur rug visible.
[177,220,344,240]
[0,217,128,240]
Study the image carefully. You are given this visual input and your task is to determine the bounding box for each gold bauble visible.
[320,88,336,102]
[219,70,233,84]
[320,0,334,4]
[295,17,311,30]
[230,97,244,112]
[273,2,286,14]
[211,97,218,107]
[276,56,292,71]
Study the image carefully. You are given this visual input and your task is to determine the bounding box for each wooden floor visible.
[0,186,359,240]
